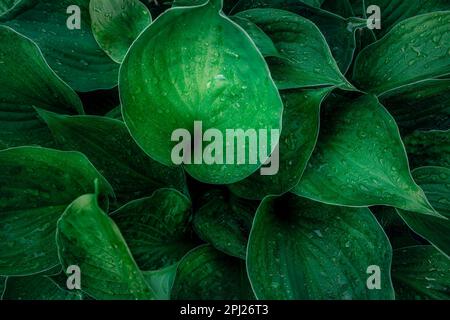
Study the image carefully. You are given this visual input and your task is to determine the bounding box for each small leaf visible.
[293,94,437,216]
[396,167,450,257]
[0,147,113,276]
[142,264,177,300]
[111,189,198,270]
[392,246,450,300]
[90,0,152,63]
[56,193,155,300]
[403,130,450,169]
[353,12,450,95]
[171,245,254,300]
[247,194,395,300]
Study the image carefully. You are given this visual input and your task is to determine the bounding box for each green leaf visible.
[120,0,283,184]
[230,88,330,199]
[171,245,254,300]
[236,8,354,90]
[403,130,450,169]
[321,0,354,18]
[293,94,437,216]
[0,0,119,92]
[0,0,21,16]
[0,26,83,148]
[56,193,155,300]
[380,80,450,134]
[90,0,152,63]
[0,147,113,276]
[353,12,450,95]
[36,110,187,206]
[2,275,83,300]
[193,189,257,259]
[142,264,177,300]
[248,194,395,300]
[396,167,450,257]
[392,246,450,300]
[105,106,122,120]
[111,189,198,270]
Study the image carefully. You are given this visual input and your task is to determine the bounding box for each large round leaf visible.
[0,26,83,148]
[111,189,198,271]
[404,130,449,169]
[119,0,283,184]
[56,193,155,300]
[353,12,450,95]
[0,0,119,92]
[247,194,395,300]
[0,147,113,276]
[293,94,436,216]
[171,245,254,300]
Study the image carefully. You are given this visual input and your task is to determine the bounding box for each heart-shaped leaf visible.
[111,189,198,270]
[171,245,255,300]
[142,264,177,300]
[37,110,187,206]
[404,130,449,169]
[0,0,119,92]
[0,147,113,276]
[247,194,395,300]
[0,26,83,148]
[230,88,331,199]
[396,167,450,257]
[353,12,450,95]
[120,0,283,184]
[392,246,450,300]
[236,8,354,89]
[2,275,83,300]
[193,189,257,259]
[293,94,437,216]
[56,193,155,300]
[90,0,152,63]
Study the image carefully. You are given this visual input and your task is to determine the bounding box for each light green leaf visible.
[0,26,83,148]
[248,194,395,300]
[0,0,119,92]
[36,110,187,206]
[2,275,82,300]
[0,147,113,276]
[90,0,152,63]
[171,245,254,300]
[56,193,155,300]
[293,94,437,216]
[236,8,354,89]
[120,0,283,184]
[111,189,198,270]
[404,130,450,169]
[353,12,450,95]
[380,80,450,134]
[396,167,450,257]
[142,264,177,300]
[193,189,257,259]
[392,246,450,300]
[230,88,331,199]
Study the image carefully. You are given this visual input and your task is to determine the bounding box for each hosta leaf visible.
[396,167,450,257]
[171,245,254,300]
[236,9,354,89]
[111,189,198,270]
[230,88,330,199]
[105,105,122,120]
[392,246,450,300]
[380,80,450,134]
[353,12,450,95]
[2,275,82,300]
[0,147,113,276]
[120,0,283,184]
[248,194,395,300]
[0,26,83,148]
[293,94,437,216]
[56,193,155,300]
[193,189,257,259]
[321,0,354,18]
[404,130,450,169]
[142,264,177,300]
[90,0,152,63]
[36,110,187,206]
[0,0,119,92]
